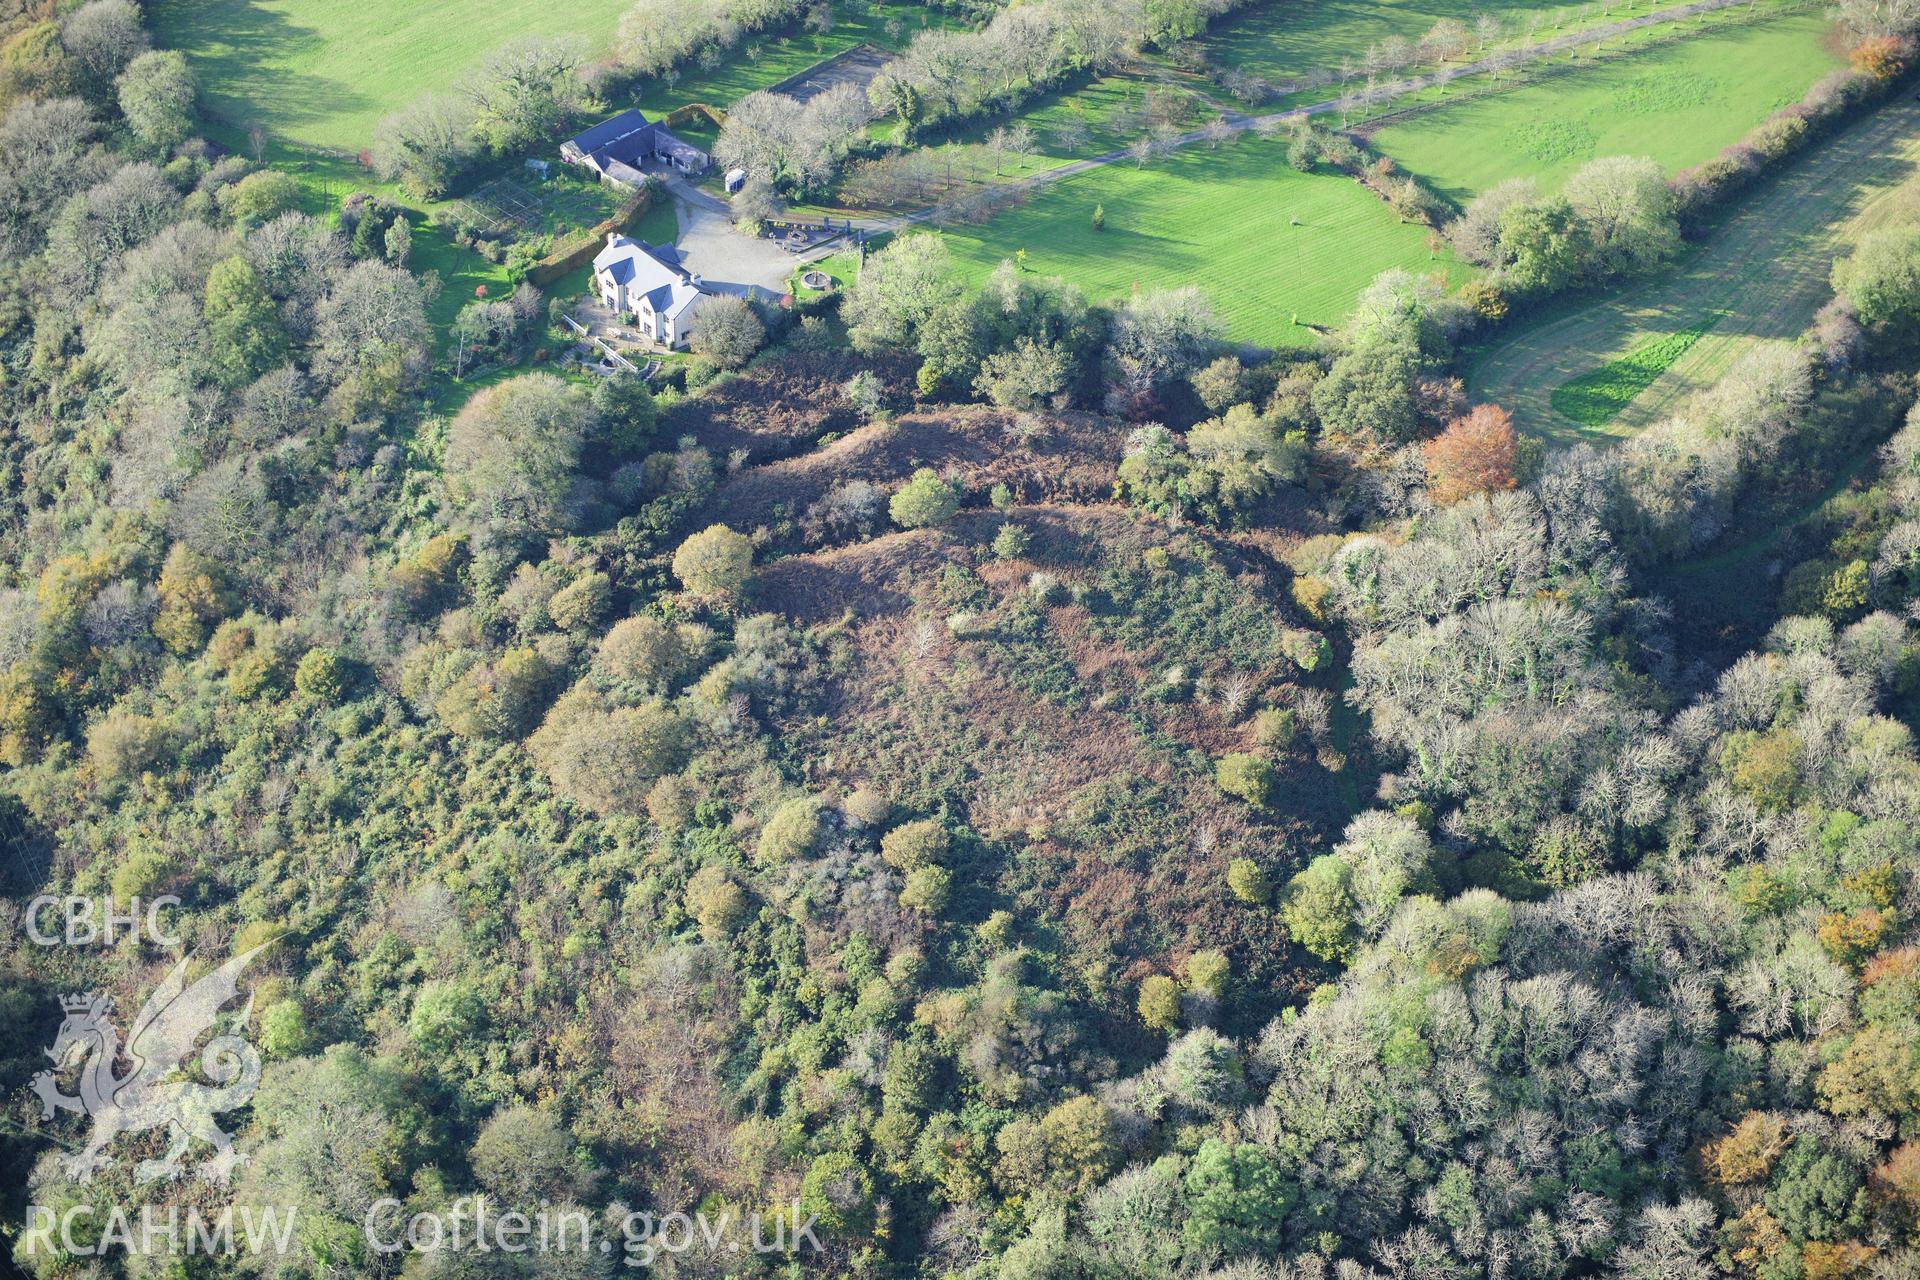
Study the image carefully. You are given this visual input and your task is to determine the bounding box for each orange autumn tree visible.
[1803,1240,1879,1279]
[1424,403,1518,505]
[1704,1111,1791,1186]
[1851,35,1910,80]
[1871,1142,1920,1237]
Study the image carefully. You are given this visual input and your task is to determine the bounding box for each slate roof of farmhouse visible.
[593,234,702,319]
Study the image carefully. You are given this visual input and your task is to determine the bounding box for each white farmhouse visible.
[592,233,705,349]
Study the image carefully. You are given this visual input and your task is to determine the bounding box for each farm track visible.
[1468,94,1920,445]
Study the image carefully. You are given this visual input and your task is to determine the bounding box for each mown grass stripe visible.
[1549,317,1720,425]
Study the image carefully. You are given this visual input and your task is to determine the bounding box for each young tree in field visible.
[1424,404,1519,504]
[985,125,1015,174]
[1422,17,1471,58]
[691,295,766,369]
[672,524,754,597]
[115,49,194,153]
[1053,118,1092,153]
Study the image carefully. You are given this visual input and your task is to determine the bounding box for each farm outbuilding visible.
[561,109,709,181]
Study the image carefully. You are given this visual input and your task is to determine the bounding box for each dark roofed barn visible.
[561,109,709,183]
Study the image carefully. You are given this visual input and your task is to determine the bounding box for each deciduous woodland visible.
[8,0,1920,1277]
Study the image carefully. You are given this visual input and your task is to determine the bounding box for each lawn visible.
[932,133,1464,348]
[1468,92,1920,443]
[1366,10,1841,201]
[152,0,951,155]
[791,249,863,299]
[629,196,682,247]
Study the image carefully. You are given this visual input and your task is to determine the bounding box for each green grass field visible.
[151,0,633,150]
[1469,93,1920,443]
[152,0,945,154]
[1367,11,1841,201]
[931,134,1463,348]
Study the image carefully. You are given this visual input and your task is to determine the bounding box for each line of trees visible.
[613,0,815,80]
[871,0,1260,137]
